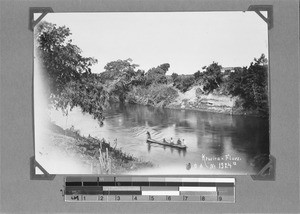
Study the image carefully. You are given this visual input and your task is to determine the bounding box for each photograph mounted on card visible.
[33,11,270,175]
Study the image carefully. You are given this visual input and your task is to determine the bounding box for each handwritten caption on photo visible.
[186,154,242,170]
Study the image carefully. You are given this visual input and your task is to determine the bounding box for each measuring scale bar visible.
[64,177,235,203]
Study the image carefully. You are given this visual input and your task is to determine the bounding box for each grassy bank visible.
[48,122,153,174]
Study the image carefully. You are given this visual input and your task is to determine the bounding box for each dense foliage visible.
[36,21,269,119]
[35,22,97,95]
[144,64,169,86]
[173,75,195,92]
[56,77,109,125]
[36,22,107,123]
[225,54,268,114]
[127,84,179,107]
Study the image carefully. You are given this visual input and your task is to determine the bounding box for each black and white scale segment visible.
[64,177,235,203]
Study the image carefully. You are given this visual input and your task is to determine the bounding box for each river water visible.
[50,103,269,175]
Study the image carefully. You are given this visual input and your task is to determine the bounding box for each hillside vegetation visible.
[36,21,269,127]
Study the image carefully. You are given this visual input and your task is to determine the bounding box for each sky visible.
[36,12,268,75]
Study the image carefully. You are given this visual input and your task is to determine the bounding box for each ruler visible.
[64,177,235,203]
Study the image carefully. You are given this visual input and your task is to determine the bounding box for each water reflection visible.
[54,102,269,174]
[101,103,269,174]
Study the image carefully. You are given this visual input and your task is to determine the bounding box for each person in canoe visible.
[146,131,151,139]
[170,137,174,145]
[182,139,185,146]
[163,138,167,143]
[177,138,182,145]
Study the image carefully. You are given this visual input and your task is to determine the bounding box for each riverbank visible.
[37,99,269,176]
[41,122,153,174]
[127,85,267,117]
[166,86,235,115]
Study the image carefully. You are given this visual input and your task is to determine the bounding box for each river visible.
[50,103,269,175]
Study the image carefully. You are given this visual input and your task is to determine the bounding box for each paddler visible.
[146,131,151,139]
[170,137,174,145]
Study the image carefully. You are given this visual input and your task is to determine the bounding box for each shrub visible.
[128,84,178,107]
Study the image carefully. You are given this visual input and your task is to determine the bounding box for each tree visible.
[254,53,268,66]
[145,66,168,86]
[171,73,179,82]
[193,70,203,81]
[35,21,111,124]
[130,69,146,86]
[56,78,109,125]
[226,54,268,114]
[245,54,268,112]
[201,62,223,92]
[104,58,138,73]
[158,63,170,73]
[173,75,195,92]
[35,21,98,95]
[100,58,139,83]
[101,59,143,102]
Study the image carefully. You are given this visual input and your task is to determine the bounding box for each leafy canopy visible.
[35,21,98,95]
[35,22,110,124]
[225,54,268,113]
[145,63,169,86]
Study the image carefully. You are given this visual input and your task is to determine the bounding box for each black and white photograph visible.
[34,11,270,175]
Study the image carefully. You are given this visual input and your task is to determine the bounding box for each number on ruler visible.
[115,195,120,201]
[183,196,188,201]
[99,196,104,201]
[149,196,154,201]
[218,196,222,201]
[166,196,171,201]
[201,196,205,201]
[132,196,138,201]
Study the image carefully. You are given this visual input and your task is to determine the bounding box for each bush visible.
[225,55,268,114]
[173,75,195,92]
[128,84,179,107]
[54,77,109,125]
[145,67,167,86]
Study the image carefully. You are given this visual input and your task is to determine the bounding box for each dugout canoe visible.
[146,139,187,149]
